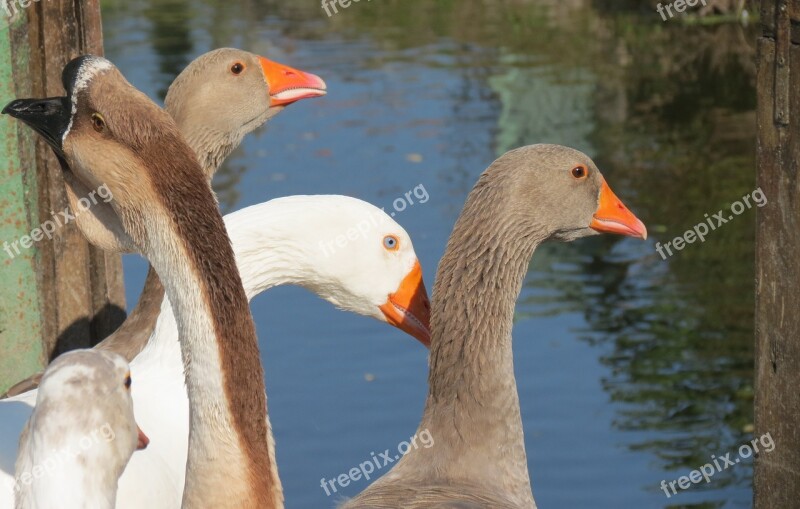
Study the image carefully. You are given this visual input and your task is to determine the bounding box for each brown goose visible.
[342,145,647,509]
[5,56,282,507]
[3,48,326,397]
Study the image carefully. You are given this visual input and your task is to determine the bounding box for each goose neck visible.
[425,222,540,430]
[137,182,280,508]
[225,208,319,301]
[413,191,545,505]
[181,126,243,178]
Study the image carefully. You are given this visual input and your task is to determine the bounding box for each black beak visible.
[2,97,71,158]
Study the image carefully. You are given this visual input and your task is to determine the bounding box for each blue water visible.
[102,1,756,507]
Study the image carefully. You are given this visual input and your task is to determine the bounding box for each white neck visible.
[226,201,322,301]
[15,432,120,509]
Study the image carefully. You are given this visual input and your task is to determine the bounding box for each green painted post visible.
[0,17,46,391]
[0,0,126,395]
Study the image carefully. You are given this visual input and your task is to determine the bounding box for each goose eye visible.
[91,113,105,133]
[124,374,132,390]
[571,165,588,180]
[383,235,400,251]
[231,62,245,75]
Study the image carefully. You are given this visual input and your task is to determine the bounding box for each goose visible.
[14,349,148,509]
[2,48,328,397]
[3,55,424,508]
[341,145,647,508]
[0,195,430,509]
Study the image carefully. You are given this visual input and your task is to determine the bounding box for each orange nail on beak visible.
[379,261,432,347]
[136,426,149,451]
[590,179,648,240]
[259,57,327,107]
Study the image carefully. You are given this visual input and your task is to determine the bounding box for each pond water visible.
[101,0,757,507]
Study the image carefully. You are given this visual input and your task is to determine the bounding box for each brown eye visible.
[571,165,588,180]
[124,374,132,390]
[231,62,245,75]
[91,113,105,132]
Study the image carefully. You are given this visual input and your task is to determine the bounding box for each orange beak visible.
[136,426,149,451]
[259,57,327,107]
[589,179,648,240]
[379,260,432,347]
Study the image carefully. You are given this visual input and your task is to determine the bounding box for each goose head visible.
[19,350,147,502]
[165,48,327,175]
[480,144,647,243]
[2,56,208,250]
[301,197,432,346]
[232,196,432,346]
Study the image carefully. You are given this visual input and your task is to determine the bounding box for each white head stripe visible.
[64,57,114,143]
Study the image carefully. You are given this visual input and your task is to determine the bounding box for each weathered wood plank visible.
[754,0,800,505]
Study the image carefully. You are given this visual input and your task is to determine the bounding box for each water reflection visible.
[100,0,756,506]
[145,0,193,99]
[515,4,758,499]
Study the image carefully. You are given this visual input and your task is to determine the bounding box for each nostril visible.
[283,70,296,77]
[617,202,624,210]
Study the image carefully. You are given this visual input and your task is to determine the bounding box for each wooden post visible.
[755,0,800,505]
[0,0,125,394]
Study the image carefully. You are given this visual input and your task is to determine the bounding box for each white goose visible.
[0,195,429,508]
[14,350,148,509]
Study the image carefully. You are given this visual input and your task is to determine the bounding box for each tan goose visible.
[342,145,647,509]
[3,48,327,397]
[5,56,283,507]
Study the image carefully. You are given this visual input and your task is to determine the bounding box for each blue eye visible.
[383,235,399,251]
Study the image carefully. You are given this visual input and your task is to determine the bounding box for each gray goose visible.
[3,48,326,397]
[342,145,647,509]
